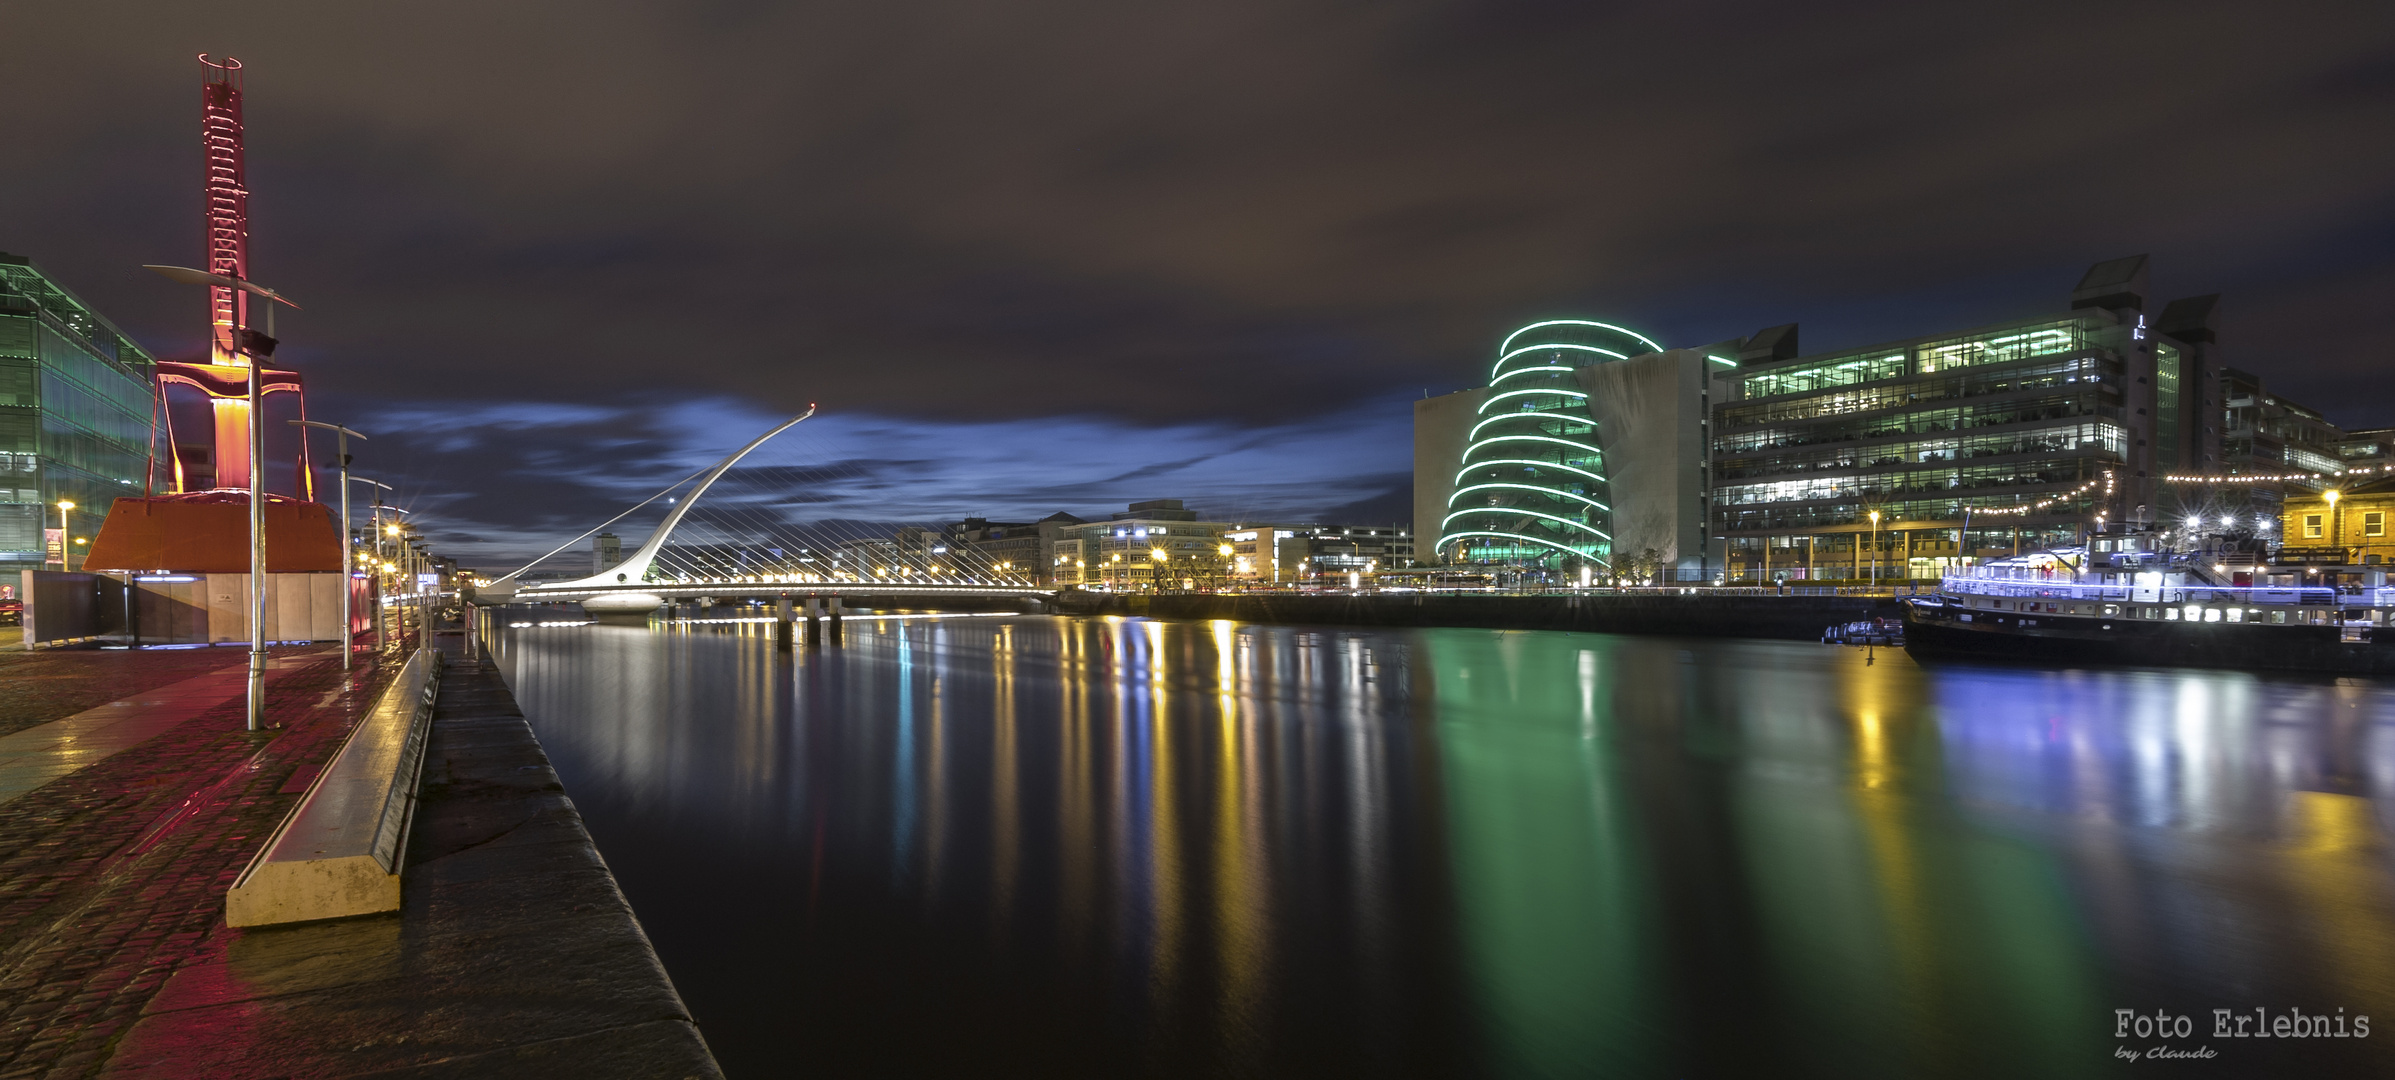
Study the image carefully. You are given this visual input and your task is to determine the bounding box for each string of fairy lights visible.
[1968,470,2116,518]
[2162,462,2393,485]
[1865,456,2384,528]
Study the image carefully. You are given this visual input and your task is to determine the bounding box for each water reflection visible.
[488,614,2395,1078]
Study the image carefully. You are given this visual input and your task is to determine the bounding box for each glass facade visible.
[0,255,158,570]
[1713,314,2133,579]
[1440,320,1662,571]
[2153,340,2181,473]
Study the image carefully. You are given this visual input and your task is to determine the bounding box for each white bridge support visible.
[507,407,1057,612]
[541,408,815,592]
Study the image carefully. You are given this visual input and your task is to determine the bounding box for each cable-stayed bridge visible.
[483,409,1058,613]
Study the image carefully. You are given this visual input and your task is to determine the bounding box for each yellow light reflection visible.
[1143,620,1183,994]
[992,624,1019,929]
[2282,791,2395,1005]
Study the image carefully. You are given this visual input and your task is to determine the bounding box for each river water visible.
[484,612,2395,1078]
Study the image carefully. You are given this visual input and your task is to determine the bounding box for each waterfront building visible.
[1223,523,1415,583]
[2158,367,2354,537]
[2281,477,2395,572]
[592,531,621,574]
[0,253,159,571]
[1306,525,1413,576]
[2337,427,2394,476]
[2223,367,2345,481]
[1225,523,1309,583]
[1713,256,2205,582]
[1420,319,1736,581]
[1052,500,1231,590]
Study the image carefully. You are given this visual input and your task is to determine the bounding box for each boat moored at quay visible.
[1903,548,2394,675]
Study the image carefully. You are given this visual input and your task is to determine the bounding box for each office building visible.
[2338,427,2394,478]
[1053,500,1232,590]
[1225,523,1310,583]
[1306,525,1413,575]
[0,253,158,571]
[1712,256,2207,581]
[592,531,621,574]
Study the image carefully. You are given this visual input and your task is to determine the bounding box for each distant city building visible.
[1053,500,1232,590]
[592,531,621,574]
[1305,525,1412,575]
[946,511,1085,585]
[0,253,159,571]
[1225,523,1310,582]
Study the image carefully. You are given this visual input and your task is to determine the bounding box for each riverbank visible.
[0,635,717,1077]
[1056,590,1902,639]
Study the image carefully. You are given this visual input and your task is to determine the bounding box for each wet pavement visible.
[105,644,718,1078]
[0,633,713,1078]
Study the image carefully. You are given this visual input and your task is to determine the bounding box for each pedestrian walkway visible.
[0,653,327,809]
[104,640,721,1078]
[0,647,394,1077]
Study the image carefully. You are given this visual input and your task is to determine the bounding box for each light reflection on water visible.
[487,613,2395,1078]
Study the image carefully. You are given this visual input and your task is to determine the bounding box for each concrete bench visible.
[226,647,443,927]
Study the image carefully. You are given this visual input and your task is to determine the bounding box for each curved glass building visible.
[1438,319,1665,572]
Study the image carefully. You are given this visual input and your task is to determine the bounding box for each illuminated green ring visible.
[1445,318,1659,570]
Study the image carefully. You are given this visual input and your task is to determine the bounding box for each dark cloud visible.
[6,2,2393,557]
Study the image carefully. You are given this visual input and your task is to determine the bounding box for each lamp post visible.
[53,500,73,570]
[2325,488,2343,552]
[294,421,367,667]
[350,477,394,648]
[143,263,297,732]
[1867,509,1882,589]
[1151,548,1168,593]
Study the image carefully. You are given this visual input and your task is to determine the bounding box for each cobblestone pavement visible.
[0,647,304,740]
[101,641,721,1078]
[0,647,406,1079]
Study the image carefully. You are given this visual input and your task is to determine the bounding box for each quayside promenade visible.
[0,631,717,1078]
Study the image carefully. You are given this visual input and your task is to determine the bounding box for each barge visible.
[1903,549,2394,676]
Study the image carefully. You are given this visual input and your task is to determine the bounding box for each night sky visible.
[9,3,2393,569]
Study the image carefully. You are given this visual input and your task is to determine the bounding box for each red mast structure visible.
[200,54,259,487]
[82,56,341,575]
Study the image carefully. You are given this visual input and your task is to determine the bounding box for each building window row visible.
[1716,457,2108,508]
[1722,353,2112,428]
[1716,387,2112,453]
[1717,422,2127,482]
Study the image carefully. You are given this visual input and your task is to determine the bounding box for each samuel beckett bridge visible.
[482,408,1058,615]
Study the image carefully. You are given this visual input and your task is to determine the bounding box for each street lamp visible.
[143,263,297,732]
[2325,489,2342,549]
[53,500,73,571]
[293,421,366,667]
[1151,548,1168,593]
[1867,509,1882,588]
[349,476,394,649]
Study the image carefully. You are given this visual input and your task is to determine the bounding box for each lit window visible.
[2368,512,2386,538]
[2304,514,2324,538]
